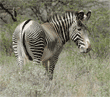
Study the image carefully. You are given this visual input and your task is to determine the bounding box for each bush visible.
[88,8,110,58]
[0,15,29,56]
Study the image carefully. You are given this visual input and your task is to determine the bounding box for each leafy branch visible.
[0,3,17,22]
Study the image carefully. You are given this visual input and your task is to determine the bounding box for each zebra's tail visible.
[12,20,29,67]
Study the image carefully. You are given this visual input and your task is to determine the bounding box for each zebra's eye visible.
[78,28,81,31]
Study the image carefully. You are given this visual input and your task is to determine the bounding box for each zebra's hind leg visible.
[42,60,51,79]
[42,60,52,80]
[48,57,59,80]
[48,48,62,80]
[17,57,24,69]
[42,60,48,72]
[18,55,29,69]
[42,56,58,80]
[48,59,55,80]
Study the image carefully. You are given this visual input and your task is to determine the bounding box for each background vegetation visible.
[0,0,110,97]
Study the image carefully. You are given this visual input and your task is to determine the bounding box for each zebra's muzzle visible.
[80,45,91,53]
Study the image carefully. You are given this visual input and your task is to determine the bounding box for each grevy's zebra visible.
[12,10,91,80]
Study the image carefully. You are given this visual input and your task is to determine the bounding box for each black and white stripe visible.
[12,10,91,80]
[49,12,87,49]
[49,12,75,44]
[12,19,45,65]
[70,31,85,48]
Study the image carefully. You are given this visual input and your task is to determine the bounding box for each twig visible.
[0,3,17,22]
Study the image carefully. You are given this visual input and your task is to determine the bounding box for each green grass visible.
[0,46,110,97]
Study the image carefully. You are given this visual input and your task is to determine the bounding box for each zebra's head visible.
[69,10,91,53]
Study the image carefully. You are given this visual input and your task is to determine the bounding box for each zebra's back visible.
[41,23,63,61]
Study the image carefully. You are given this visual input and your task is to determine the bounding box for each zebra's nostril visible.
[87,48,89,52]
[86,47,91,52]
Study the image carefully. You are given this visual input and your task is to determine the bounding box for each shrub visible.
[0,15,29,55]
[88,8,110,58]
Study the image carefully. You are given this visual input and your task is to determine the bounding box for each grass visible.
[0,45,110,97]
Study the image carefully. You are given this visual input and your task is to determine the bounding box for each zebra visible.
[12,10,91,80]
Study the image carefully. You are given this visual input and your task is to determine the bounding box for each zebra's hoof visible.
[47,73,53,80]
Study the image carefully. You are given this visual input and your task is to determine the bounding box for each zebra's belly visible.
[41,47,53,61]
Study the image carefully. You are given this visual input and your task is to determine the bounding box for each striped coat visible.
[12,10,91,80]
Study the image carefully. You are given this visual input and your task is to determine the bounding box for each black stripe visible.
[23,32,33,61]
[60,16,67,42]
[64,13,70,41]
[49,12,75,45]
[78,42,85,46]
[22,19,32,30]
[69,12,73,26]
[66,30,70,40]
[74,37,80,42]
[74,34,81,40]
[58,16,65,44]
[22,19,32,60]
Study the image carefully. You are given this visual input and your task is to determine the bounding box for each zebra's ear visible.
[75,10,84,20]
[84,10,91,21]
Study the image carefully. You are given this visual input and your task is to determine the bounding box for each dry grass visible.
[0,47,110,97]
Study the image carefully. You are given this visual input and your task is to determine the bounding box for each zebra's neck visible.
[49,12,76,44]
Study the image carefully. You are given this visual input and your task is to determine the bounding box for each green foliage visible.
[93,34,110,58]
[0,26,14,55]
[0,15,30,55]
[88,8,110,58]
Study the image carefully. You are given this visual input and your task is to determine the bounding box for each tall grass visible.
[0,44,110,97]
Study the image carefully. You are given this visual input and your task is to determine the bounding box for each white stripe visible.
[48,60,50,72]
[55,15,60,25]
[70,12,73,23]
[54,15,59,31]
[67,13,70,26]
[57,15,66,41]
[65,13,68,29]
[74,36,80,41]
[51,18,58,32]
[61,15,66,30]
[23,21,33,32]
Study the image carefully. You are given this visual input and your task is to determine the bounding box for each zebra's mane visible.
[48,11,89,30]
[48,10,90,29]
[47,10,76,23]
